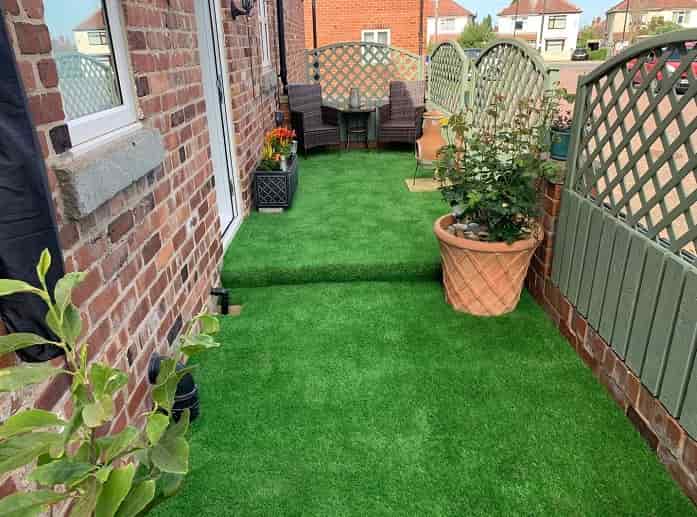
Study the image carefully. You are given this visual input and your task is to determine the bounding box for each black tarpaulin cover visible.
[0,10,65,362]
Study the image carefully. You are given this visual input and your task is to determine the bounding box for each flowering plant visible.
[435,92,558,243]
[258,128,296,171]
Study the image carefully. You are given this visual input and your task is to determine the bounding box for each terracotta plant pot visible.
[416,110,446,162]
[433,215,540,316]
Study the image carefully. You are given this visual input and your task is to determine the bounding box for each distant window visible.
[548,15,566,29]
[258,0,272,67]
[439,18,456,31]
[87,30,107,45]
[514,18,525,30]
[545,39,565,52]
[44,0,136,147]
[673,11,688,24]
[362,29,390,45]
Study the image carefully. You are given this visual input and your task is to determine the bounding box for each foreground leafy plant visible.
[435,87,566,243]
[0,250,221,516]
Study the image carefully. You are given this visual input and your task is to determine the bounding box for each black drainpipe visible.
[311,0,318,49]
[276,0,288,93]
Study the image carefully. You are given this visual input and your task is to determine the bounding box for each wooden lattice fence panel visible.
[552,30,697,438]
[306,42,423,105]
[55,53,121,120]
[472,39,550,128]
[427,41,470,115]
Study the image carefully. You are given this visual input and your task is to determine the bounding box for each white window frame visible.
[67,0,137,148]
[673,11,687,24]
[258,0,272,68]
[439,18,456,32]
[545,39,565,52]
[361,29,391,46]
[548,15,566,30]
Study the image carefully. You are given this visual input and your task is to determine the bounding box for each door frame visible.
[196,0,244,250]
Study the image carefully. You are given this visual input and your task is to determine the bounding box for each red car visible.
[628,44,696,94]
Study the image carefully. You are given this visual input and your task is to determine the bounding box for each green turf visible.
[153,282,695,516]
[222,150,444,288]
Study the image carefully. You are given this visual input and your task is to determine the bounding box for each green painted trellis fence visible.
[552,29,697,438]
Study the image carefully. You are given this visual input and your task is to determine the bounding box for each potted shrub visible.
[0,250,221,515]
[549,87,575,161]
[433,95,558,316]
[254,127,299,210]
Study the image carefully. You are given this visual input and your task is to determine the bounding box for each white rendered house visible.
[497,0,583,59]
[426,0,476,45]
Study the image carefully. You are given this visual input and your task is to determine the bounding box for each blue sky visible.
[462,0,607,25]
[44,0,101,40]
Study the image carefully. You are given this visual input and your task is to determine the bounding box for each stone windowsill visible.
[50,127,165,221]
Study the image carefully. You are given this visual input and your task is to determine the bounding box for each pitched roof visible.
[74,10,105,31]
[426,0,474,17]
[498,0,582,16]
[607,0,697,13]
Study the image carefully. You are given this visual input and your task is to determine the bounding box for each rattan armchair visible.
[378,80,426,146]
[287,84,341,153]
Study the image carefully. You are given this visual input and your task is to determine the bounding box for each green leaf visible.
[62,304,82,344]
[45,309,62,341]
[0,409,65,439]
[157,472,185,498]
[0,333,50,357]
[54,271,87,314]
[0,365,62,392]
[114,480,156,517]
[82,398,113,429]
[150,418,189,475]
[95,465,113,483]
[180,334,220,358]
[0,279,43,298]
[95,464,135,517]
[71,483,101,517]
[89,363,128,400]
[152,360,196,412]
[169,409,189,439]
[196,314,220,335]
[0,490,66,517]
[0,432,62,475]
[36,249,51,287]
[96,426,139,463]
[146,414,169,446]
[29,458,94,487]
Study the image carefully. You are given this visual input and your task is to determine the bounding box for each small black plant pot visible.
[148,353,200,423]
[253,155,299,209]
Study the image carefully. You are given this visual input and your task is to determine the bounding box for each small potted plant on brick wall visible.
[254,128,299,210]
[0,250,221,515]
[549,86,576,161]
[433,95,558,316]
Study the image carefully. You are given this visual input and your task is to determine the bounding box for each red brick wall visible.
[303,0,423,54]
[527,180,697,506]
[0,0,303,499]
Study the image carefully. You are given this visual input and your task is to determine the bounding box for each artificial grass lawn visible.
[153,282,695,516]
[222,150,444,288]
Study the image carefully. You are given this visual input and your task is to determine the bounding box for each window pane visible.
[377,31,388,44]
[44,0,123,120]
[363,32,375,42]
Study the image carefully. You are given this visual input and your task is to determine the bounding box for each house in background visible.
[73,9,110,61]
[304,0,475,53]
[606,0,697,46]
[427,0,475,45]
[497,0,583,59]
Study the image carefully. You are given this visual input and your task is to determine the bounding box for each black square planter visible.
[253,156,299,209]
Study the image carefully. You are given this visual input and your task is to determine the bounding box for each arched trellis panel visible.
[552,30,697,438]
[305,42,423,105]
[427,41,471,116]
[472,38,552,127]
